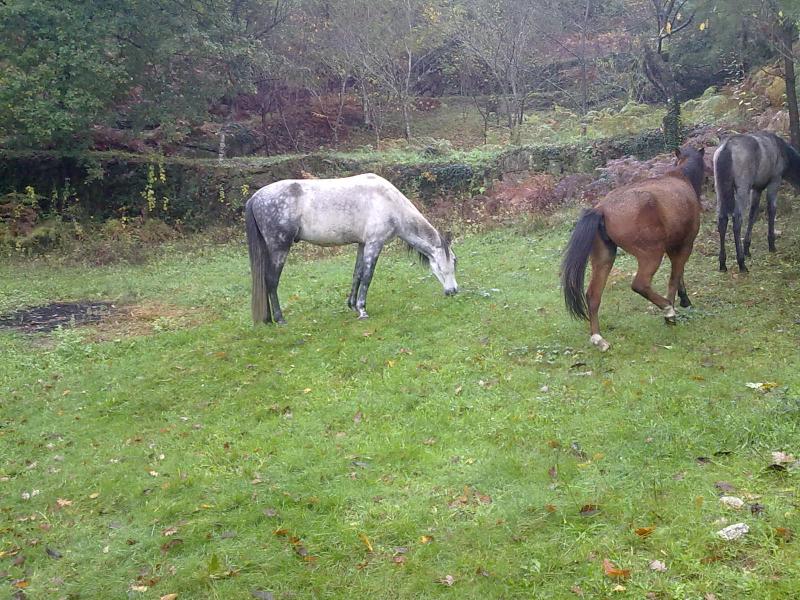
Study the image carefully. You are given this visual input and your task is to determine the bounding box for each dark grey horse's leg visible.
[743,189,761,258]
[731,192,748,273]
[766,180,780,252]
[348,243,365,310]
[354,242,384,319]
[717,213,728,272]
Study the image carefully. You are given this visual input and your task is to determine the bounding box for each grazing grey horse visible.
[713,131,800,272]
[245,173,458,324]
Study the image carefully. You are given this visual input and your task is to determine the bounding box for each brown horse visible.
[561,146,706,351]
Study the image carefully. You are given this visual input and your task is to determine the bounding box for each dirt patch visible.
[0,301,117,333]
[0,300,204,339]
[88,302,203,341]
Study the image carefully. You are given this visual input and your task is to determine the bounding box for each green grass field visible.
[1,210,799,599]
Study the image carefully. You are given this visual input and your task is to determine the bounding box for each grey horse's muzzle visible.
[445,287,458,296]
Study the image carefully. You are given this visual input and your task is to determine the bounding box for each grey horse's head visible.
[429,233,458,296]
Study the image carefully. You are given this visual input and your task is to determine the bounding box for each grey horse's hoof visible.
[357,310,369,320]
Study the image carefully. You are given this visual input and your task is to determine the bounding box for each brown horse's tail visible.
[246,199,269,324]
[561,208,604,321]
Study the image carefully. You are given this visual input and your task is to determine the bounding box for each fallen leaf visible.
[353,411,363,424]
[392,555,406,565]
[162,526,179,536]
[548,465,558,480]
[419,535,434,544]
[612,584,626,592]
[273,528,289,536]
[160,595,179,600]
[649,559,667,572]
[579,504,600,517]
[602,558,630,580]
[251,591,274,600]
[130,585,149,592]
[45,547,63,559]
[437,575,455,586]
[160,539,184,553]
[55,498,72,508]
[358,533,373,552]
[771,451,796,464]
[775,527,794,541]
[12,579,29,589]
[635,526,655,538]
[714,481,735,493]
[749,503,765,515]
[570,585,584,596]
[544,504,557,513]
[745,382,778,391]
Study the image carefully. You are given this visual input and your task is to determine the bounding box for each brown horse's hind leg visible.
[667,247,693,312]
[586,237,616,351]
[631,252,675,323]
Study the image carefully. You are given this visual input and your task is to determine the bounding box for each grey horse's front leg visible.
[354,242,384,319]
[348,243,365,310]
[766,180,780,253]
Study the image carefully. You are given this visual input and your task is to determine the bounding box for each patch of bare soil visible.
[0,302,117,333]
[0,301,204,340]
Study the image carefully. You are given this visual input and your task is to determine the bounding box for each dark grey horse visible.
[245,173,458,324]
[713,131,800,272]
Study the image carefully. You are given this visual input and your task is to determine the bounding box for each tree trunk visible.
[218,122,227,163]
[782,22,800,148]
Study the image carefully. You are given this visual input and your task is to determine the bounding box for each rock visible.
[719,496,745,510]
[717,522,749,541]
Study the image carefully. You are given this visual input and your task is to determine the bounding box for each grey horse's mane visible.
[406,231,451,265]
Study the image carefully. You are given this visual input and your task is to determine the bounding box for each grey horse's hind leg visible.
[717,213,728,272]
[265,238,292,325]
[348,243,365,311]
[354,241,385,319]
[766,180,780,252]
[743,189,761,258]
[731,191,748,272]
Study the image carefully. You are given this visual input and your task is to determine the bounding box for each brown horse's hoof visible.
[590,334,610,352]
[663,306,677,325]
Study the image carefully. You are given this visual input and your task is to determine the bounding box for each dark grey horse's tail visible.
[714,142,735,215]
[246,200,269,324]
[561,209,603,321]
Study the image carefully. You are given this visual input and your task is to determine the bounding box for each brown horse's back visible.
[598,173,700,254]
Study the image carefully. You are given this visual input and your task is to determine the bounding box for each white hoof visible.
[590,334,610,352]
[663,305,676,319]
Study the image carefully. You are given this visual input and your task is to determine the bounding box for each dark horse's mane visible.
[673,147,706,198]
[781,137,800,188]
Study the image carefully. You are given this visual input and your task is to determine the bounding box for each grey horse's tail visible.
[781,138,800,188]
[714,142,735,215]
[561,208,604,321]
[245,200,269,324]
